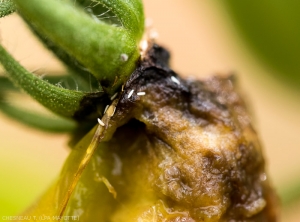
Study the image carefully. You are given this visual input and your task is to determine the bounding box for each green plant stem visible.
[0,44,85,118]
[0,100,77,133]
[0,76,17,91]
[0,74,94,92]
[0,0,16,18]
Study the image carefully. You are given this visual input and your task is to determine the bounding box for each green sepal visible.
[0,100,77,133]
[18,20,102,93]
[14,0,141,95]
[0,44,85,118]
[93,0,145,41]
[0,0,16,18]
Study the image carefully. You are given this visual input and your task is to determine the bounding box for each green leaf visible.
[222,1,300,89]
[0,100,77,133]
[0,0,16,18]
[0,44,85,118]
[14,0,141,95]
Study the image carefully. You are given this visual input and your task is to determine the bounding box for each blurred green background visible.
[223,0,300,90]
[0,0,300,221]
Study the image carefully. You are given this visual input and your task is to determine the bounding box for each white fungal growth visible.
[128,89,134,98]
[171,76,180,85]
[97,118,105,126]
[110,93,118,100]
[137,92,146,96]
[139,40,148,52]
[120,53,128,62]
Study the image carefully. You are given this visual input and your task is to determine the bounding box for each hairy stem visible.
[0,44,85,118]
